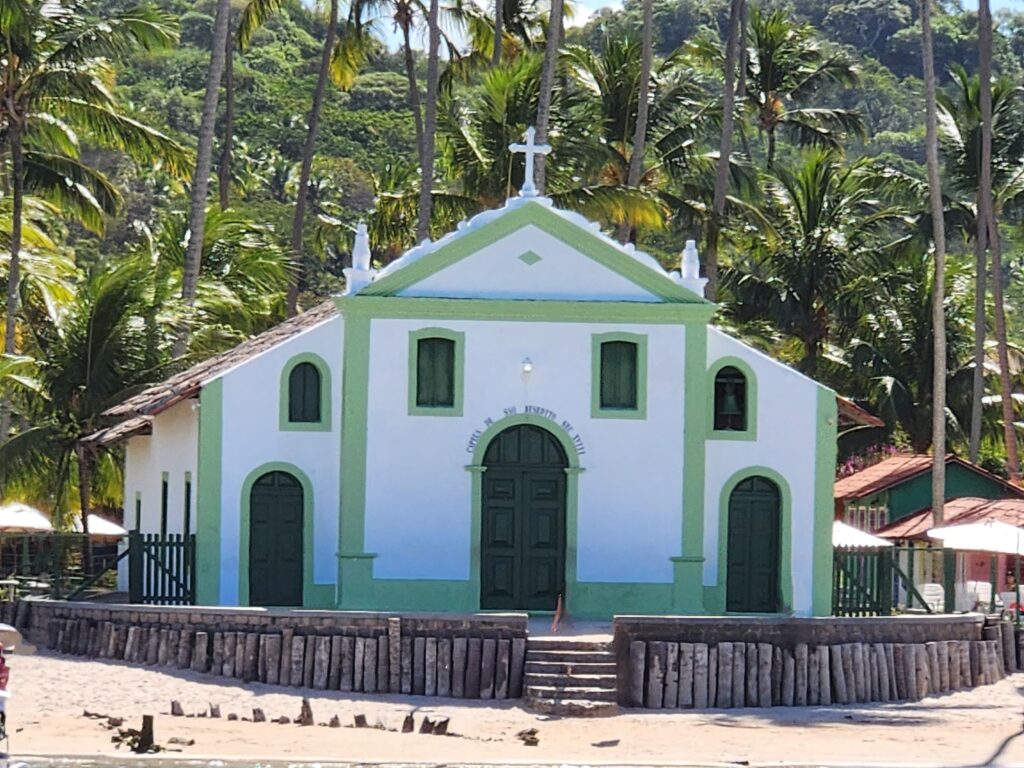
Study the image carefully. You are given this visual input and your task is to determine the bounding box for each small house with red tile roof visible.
[834,454,1024,533]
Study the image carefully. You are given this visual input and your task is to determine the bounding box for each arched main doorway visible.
[480,424,567,611]
[249,470,304,606]
[726,476,781,612]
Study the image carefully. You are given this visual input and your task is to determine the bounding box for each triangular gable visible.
[360,199,707,304]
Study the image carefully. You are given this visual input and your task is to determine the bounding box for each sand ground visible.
[8,650,1024,767]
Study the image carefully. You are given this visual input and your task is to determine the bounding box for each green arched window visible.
[288,362,322,423]
[714,366,747,431]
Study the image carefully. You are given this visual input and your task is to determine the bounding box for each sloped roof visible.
[877,496,1024,540]
[836,396,884,429]
[834,454,1022,502]
[102,301,338,422]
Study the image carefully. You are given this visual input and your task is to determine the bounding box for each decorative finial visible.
[509,126,552,197]
[677,239,708,297]
[353,221,371,272]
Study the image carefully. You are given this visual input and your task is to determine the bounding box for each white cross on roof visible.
[509,126,552,197]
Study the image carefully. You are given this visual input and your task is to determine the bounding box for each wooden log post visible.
[363,635,378,693]
[400,636,413,694]
[1001,623,1016,673]
[377,636,389,693]
[388,618,402,693]
[875,643,890,701]
[925,642,940,694]
[465,638,482,699]
[757,643,773,707]
[818,645,832,706]
[266,634,282,686]
[257,634,269,682]
[303,635,317,689]
[692,643,709,709]
[495,638,510,699]
[629,641,646,707]
[892,644,907,700]
[340,636,355,692]
[771,646,783,705]
[479,638,495,699]
[732,641,746,708]
[328,635,343,690]
[232,631,245,679]
[452,637,468,698]
[413,637,427,695]
[313,636,331,690]
[969,641,982,687]
[176,631,192,669]
[708,646,718,708]
[664,643,680,708]
[290,635,306,687]
[781,647,796,707]
[646,642,667,709]
[937,641,950,692]
[947,641,961,691]
[830,645,849,704]
[157,628,170,667]
[425,637,439,697]
[124,627,140,664]
[914,645,931,700]
[807,645,820,706]
[438,638,453,697]
[794,644,808,707]
[679,643,695,708]
[510,637,526,699]
[716,642,733,709]
[211,632,224,675]
[745,643,758,707]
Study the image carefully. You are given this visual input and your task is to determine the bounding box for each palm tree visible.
[977,0,1020,482]
[534,0,564,194]
[920,0,948,522]
[707,0,745,300]
[617,0,654,244]
[706,7,864,167]
[722,150,905,378]
[182,0,232,324]
[416,0,441,242]
[0,0,186,426]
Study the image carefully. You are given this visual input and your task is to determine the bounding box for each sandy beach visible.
[8,649,1024,766]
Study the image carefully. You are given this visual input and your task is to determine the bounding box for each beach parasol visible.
[0,503,53,533]
[833,520,893,549]
[71,514,128,538]
[928,519,1023,619]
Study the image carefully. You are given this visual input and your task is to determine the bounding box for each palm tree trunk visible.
[617,0,653,244]
[706,0,744,301]
[402,20,425,169]
[921,0,947,525]
[978,0,1019,482]
[534,0,564,194]
[416,0,440,243]
[285,0,339,317]
[76,444,94,574]
[969,204,987,463]
[766,125,777,168]
[180,0,232,317]
[218,16,236,212]
[491,0,503,66]
[0,125,25,439]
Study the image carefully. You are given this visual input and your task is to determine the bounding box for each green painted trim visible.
[812,386,839,616]
[278,352,333,432]
[678,322,707,613]
[196,378,223,605]
[238,462,333,609]
[706,355,758,442]
[590,332,648,420]
[133,492,141,532]
[359,200,709,304]
[339,296,716,324]
[407,327,466,417]
[714,466,794,614]
[337,313,373,606]
[159,472,169,538]
[183,471,192,539]
[517,250,542,266]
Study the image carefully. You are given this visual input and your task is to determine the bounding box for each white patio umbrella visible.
[0,503,53,533]
[927,520,1024,555]
[928,519,1023,619]
[71,514,128,538]
[833,520,893,549]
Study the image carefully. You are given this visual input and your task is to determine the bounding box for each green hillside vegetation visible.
[2,0,1024,522]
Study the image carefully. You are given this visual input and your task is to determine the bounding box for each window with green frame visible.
[599,340,638,410]
[416,337,456,408]
[288,362,321,422]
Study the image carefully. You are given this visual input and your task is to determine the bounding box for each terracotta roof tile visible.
[877,497,1024,540]
[834,455,934,500]
[103,300,338,422]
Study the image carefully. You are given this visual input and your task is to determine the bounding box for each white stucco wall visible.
[363,318,687,585]
[215,315,344,605]
[396,225,662,302]
[702,327,823,615]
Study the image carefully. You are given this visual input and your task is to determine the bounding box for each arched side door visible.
[249,471,303,607]
[480,424,567,611]
[726,476,781,613]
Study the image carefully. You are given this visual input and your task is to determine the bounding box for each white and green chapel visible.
[93,136,838,619]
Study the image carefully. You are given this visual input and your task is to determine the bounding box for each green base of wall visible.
[568,581,675,619]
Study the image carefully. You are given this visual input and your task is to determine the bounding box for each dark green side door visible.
[249,471,303,607]
[481,425,567,611]
[726,476,781,612]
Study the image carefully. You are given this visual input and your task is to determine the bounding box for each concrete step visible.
[524,662,615,674]
[524,684,617,702]
[527,638,611,652]
[524,671,616,689]
[525,649,615,664]
[525,697,619,717]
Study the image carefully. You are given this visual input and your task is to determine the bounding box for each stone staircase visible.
[523,637,618,716]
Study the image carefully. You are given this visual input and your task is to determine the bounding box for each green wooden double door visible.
[726,476,782,613]
[480,425,567,611]
[249,471,304,607]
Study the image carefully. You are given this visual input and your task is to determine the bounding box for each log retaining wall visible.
[12,599,528,700]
